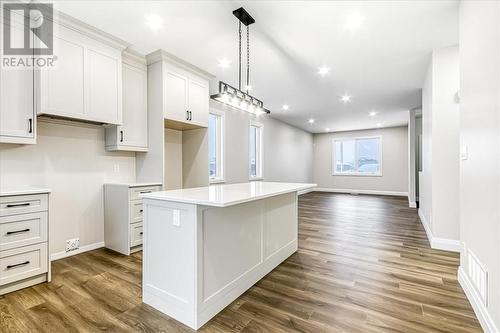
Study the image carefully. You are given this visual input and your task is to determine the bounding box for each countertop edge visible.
[141,183,317,207]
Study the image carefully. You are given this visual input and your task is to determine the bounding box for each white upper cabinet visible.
[0,13,36,144]
[164,66,189,123]
[106,51,148,151]
[38,16,127,125]
[187,77,209,126]
[147,50,213,129]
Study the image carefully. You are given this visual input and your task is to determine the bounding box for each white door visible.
[40,26,85,119]
[188,77,209,127]
[164,68,189,122]
[120,64,147,148]
[87,49,121,124]
[0,16,35,142]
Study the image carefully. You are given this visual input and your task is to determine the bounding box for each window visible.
[249,121,263,179]
[208,110,224,182]
[333,137,381,176]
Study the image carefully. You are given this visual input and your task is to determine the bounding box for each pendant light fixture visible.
[211,7,270,115]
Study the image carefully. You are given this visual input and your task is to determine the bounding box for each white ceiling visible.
[55,0,458,133]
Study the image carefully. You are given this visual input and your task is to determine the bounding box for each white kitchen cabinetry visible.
[147,50,212,129]
[104,183,161,255]
[0,189,51,295]
[0,15,36,144]
[39,15,127,125]
[106,51,148,151]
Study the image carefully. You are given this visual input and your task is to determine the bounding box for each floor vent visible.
[467,249,488,306]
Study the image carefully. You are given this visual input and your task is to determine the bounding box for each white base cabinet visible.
[0,189,51,295]
[104,183,161,255]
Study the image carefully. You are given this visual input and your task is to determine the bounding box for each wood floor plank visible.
[0,192,482,332]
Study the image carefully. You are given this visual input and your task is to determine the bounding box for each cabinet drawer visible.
[130,201,143,224]
[0,243,48,286]
[0,212,48,251]
[129,186,161,201]
[0,194,48,217]
[130,222,143,247]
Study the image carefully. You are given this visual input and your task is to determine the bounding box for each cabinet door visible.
[164,67,189,122]
[0,66,35,143]
[188,77,209,127]
[40,26,85,119]
[87,49,121,124]
[0,18,35,143]
[119,64,147,148]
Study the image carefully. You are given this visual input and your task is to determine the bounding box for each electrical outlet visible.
[66,238,80,252]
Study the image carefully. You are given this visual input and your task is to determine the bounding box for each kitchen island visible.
[140,182,316,330]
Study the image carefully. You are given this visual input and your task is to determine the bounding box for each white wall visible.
[459,1,500,331]
[0,119,136,255]
[312,126,408,195]
[420,46,460,245]
[408,108,421,207]
[210,100,313,184]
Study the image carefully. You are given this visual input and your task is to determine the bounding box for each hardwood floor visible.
[1,192,482,332]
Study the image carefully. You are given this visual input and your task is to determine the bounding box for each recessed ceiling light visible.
[369,111,377,117]
[344,13,365,32]
[317,66,330,77]
[376,123,382,127]
[341,95,351,103]
[308,118,315,124]
[282,104,289,111]
[145,14,164,31]
[218,58,230,69]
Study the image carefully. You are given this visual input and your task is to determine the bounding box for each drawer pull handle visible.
[6,228,30,235]
[139,191,152,194]
[6,261,30,269]
[139,232,143,236]
[139,209,143,213]
[6,203,30,208]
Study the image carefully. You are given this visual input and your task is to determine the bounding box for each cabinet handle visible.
[120,130,124,142]
[6,261,30,269]
[28,118,33,134]
[189,111,192,121]
[6,228,30,235]
[186,110,190,121]
[139,232,143,236]
[6,202,30,208]
[139,190,152,194]
[139,209,143,213]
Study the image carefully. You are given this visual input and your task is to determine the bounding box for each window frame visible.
[332,135,383,177]
[249,120,264,181]
[208,109,225,184]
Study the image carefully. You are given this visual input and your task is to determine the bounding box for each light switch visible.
[173,209,180,227]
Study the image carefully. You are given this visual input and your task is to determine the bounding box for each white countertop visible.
[0,187,52,196]
[140,182,316,207]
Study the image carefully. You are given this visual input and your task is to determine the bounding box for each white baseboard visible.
[417,209,460,252]
[50,241,104,261]
[458,267,499,333]
[409,201,417,208]
[314,188,408,197]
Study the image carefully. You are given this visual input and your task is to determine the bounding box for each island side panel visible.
[196,192,298,328]
[142,198,198,329]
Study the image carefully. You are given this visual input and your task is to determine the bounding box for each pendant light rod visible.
[210,7,269,115]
